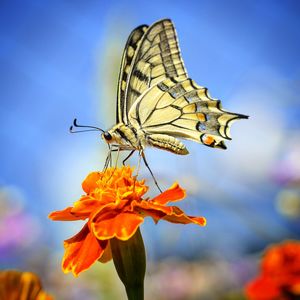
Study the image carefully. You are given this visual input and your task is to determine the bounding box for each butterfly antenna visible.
[70,118,105,133]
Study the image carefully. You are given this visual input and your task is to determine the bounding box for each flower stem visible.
[111,228,146,300]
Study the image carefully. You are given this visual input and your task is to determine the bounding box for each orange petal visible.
[163,213,206,226]
[162,206,206,226]
[151,183,186,205]
[132,200,205,226]
[48,207,87,221]
[91,211,144,241]
[245,275,281,300]
[82,172,102,193]
[132,199,173,222]
[72,197,105,215]
[37,291,53,300]
[0,270,53,300]
[62,224,107,276]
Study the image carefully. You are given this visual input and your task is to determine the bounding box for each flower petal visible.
[72,199,100,215]
[246,275,281,300]
[132,200,173,221]
[37,291,53,300]
[162,207,206,226]
[0,270,53,300]
[71,195,113,216]
[48,207,87,221]
[82,172,102,193]
[62,224,107,276]
[151,183,186,205]
[132,200,206,226]
[91,210,144,241]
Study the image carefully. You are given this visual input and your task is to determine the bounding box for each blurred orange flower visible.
[49,166,206,276]
[0,270,53,300]
[246,240,300,300]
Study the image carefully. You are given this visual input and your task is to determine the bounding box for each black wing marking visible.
[116,24,148,123]
[121,19,188,124]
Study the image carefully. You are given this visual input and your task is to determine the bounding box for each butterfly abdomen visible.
[147,134,189,155]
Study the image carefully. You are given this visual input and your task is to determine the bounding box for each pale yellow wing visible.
[120,19,187,124]
[128,78,248,151]
[117,24,148,123]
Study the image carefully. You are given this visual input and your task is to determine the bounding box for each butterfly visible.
[71,19,247,190]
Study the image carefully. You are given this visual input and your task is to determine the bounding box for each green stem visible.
[111,228,146,300]
[124,284,144,300]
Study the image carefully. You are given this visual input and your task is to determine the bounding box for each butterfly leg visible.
[103,145,121,171]
[141,151,163,193]
[132,150,142,192]
[122,150,135,166]
[103,145,112,170]
[106,146,121,184]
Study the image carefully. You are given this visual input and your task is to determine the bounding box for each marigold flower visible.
[245,240,300,300]
[49,166,206,276]
[0,270,53,300]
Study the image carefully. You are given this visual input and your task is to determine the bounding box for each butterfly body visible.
[103,123,141,151]
[103,121,189,155]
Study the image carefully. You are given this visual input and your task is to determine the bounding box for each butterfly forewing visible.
[117,24,148,123]
[117,19,188,124]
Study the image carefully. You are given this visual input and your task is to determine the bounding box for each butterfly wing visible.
[128,78,248,152]
[117,19,187,124]
[117,24,148,123]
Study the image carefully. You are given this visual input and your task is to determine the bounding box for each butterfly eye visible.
[103,132,112,141]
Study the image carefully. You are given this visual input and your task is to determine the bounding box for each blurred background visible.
[1,0,299,299]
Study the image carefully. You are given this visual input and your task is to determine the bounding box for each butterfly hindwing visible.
[128,78,248,151]
[117,19,188,124]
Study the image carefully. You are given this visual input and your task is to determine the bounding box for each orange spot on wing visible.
[196,113,206,122]
[203,135,215,145]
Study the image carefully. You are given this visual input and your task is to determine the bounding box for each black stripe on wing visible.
[116,24,148,124]
[123,19,188,123]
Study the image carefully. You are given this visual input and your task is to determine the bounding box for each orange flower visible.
[245,240,300,300]
[49,166,206,276]
[0,270,53,300]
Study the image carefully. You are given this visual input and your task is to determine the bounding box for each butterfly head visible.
[70,119,137,149]
[101,123,138,149]
[102,131,113,143]
[101,126,124,146]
